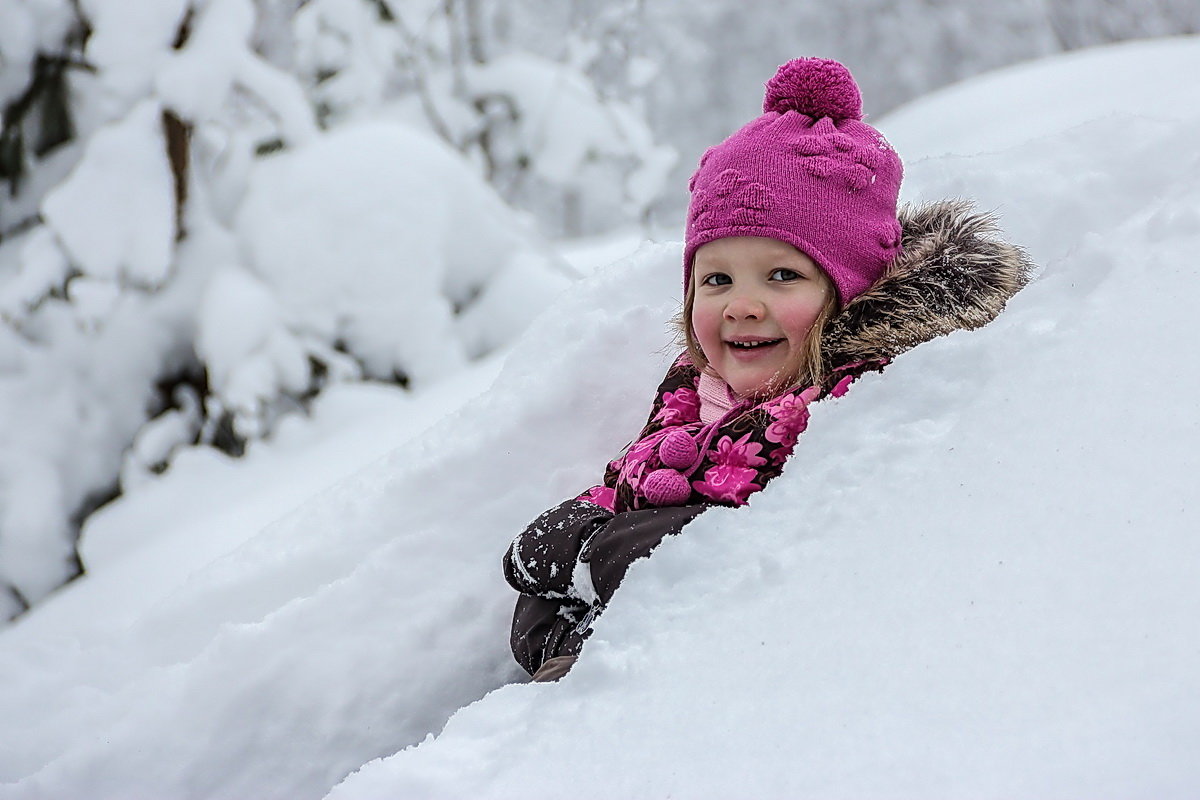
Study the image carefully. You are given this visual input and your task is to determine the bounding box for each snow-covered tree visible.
[0,0,571,618]
[280,0,675,236]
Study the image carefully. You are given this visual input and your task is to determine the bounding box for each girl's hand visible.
[503,499,613,598]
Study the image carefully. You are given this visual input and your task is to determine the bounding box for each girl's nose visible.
[724,292,766,321]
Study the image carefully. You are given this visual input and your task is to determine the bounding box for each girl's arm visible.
[578,505,706,605]
[503,501,706,603]
[504,355,701,598]
[507,504,705,676]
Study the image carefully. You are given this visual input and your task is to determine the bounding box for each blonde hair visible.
[673,272,840,395]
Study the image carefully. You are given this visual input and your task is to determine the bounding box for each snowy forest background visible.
[0,1,1197,619]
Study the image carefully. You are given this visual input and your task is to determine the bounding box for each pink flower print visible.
[876,221,903,254]
[731,206,766,226]
[691,169,776,231]
[803,157,836,179]
[654,386,700,426]
[693,464,762,506]
[846,163,873,191]
[768,439,796,468]
[763,392,813,448]
[830,373,855,398]
[708,432,767,469]
[741,182,771,211]
[828,133,855,152]
[620,433,665,492]
[852,147,881,170]
[578,485,616,512]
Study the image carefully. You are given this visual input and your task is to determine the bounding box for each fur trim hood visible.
[822,199,1035,378]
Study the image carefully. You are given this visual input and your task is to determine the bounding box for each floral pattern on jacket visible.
[578,355,881,514]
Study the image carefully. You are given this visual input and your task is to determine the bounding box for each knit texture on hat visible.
[684,57,904,306]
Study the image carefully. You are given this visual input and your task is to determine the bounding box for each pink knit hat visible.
[684,57,904,307]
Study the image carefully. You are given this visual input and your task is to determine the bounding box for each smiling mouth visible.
[727,338,784,350]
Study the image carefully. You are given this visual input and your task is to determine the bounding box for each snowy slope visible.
[0,237,681,797]
[2,37,1200,799]
[879,34,1200,158]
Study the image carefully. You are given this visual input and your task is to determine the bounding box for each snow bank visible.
[0,239,680,798]
[2,37,1199,800]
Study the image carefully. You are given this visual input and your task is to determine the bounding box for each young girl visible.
[503,57,1032,682]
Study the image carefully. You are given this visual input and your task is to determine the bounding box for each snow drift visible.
[2,36,1200,799]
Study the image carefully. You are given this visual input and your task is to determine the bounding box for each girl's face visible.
[691,236,833,398]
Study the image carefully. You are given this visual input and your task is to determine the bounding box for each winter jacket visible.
[505,200,1033,676]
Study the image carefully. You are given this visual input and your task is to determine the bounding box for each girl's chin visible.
[725,367,787,398]
[718,350,796,397]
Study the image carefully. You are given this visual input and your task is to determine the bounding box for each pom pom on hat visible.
[763,57,862,121]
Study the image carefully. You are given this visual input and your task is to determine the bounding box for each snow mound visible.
[0,238,681,798]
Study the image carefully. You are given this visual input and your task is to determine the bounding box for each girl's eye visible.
[701,272,732,286]
[769,268,801,281]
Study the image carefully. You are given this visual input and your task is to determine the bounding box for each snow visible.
[0,226,205,612]
[879,34,1200,158]
[2,36,1200,800]
[157,0,318,147]
[466,52,676,226]
[0,227,70,319]
[234,119,572,385]
[40,99,176,286]
[78,0,188,106]
[0,0,75,107]
[3,100,569,612]
[154,0,255,122]
[468,53,651,185]
[195,266,313,438]
[0,243,675,797]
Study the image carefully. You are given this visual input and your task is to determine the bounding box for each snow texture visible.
[469,52,671,190]
[41,100,176,286]
[233,120,572,386]
[0,0,76,107]
[156,0,317,147]
[2,36,1200,800]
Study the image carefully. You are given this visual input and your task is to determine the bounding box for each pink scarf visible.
[697,370,738,425]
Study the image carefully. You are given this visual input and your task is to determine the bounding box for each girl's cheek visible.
[777,302,824,341]
[691,305,721,356]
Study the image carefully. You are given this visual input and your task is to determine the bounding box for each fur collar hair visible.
[822,200,1035,377]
